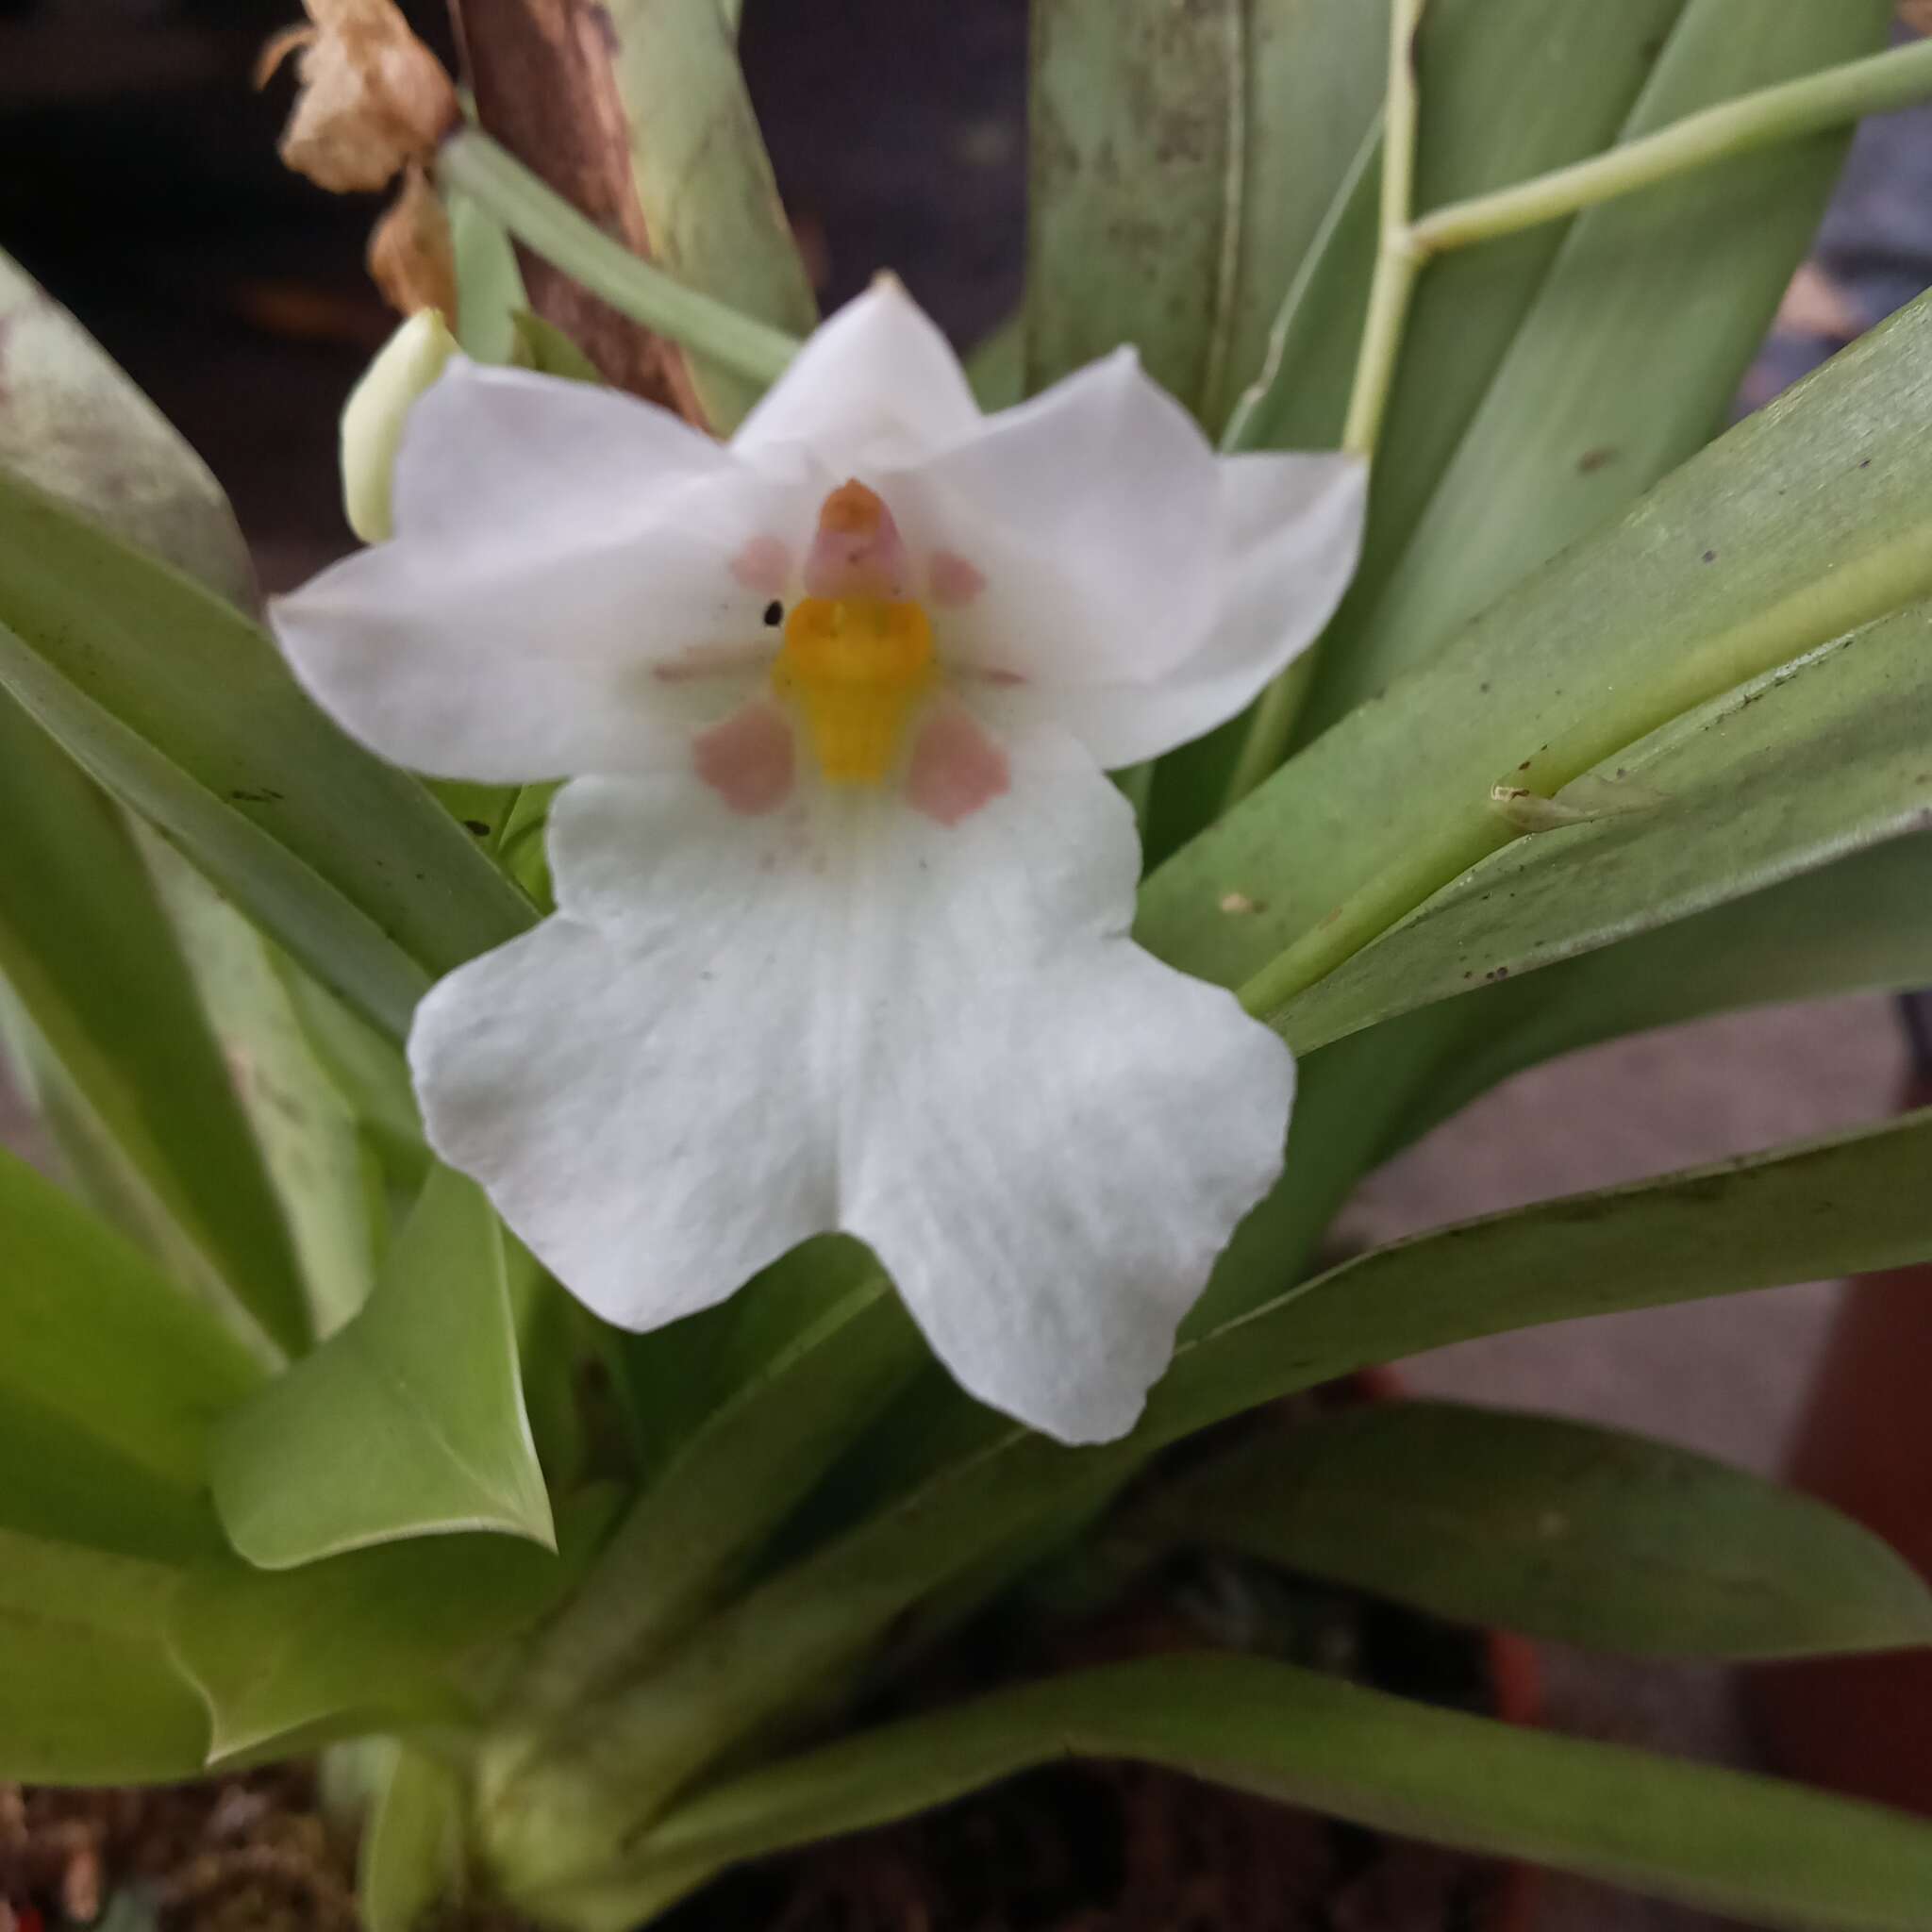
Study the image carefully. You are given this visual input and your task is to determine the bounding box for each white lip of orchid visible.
[267,280,1367,1444]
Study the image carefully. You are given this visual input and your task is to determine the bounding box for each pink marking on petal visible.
[907,704,1010,827]
[693,701,795,815]
[928,549,986,607]
[731,534,792,595]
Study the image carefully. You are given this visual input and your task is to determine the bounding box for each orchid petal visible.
[734,278,983,471]
[272,366,812,782]
[409,732,1291,1442]
[966,448,1367,767]
[880,349,1224,696]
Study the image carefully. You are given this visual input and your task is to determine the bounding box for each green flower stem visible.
[1338,0,1426,463]
[435,131,802,391]
[1222,0,1424,807]
[1412,34,1932,258]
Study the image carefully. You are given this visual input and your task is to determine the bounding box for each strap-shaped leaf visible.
[1025,0,1391,423]
[1141,283,1932,1010]
[488,1241,921,1776]
[1137,1399,1932,1659]
[1150,0,1696,849]
[1208,0,1391,427]
[0,248,321,1345]
[1025,0,1244,413]
[1277,601,1932,1053]
[0,249,255,608]
[211,1163,553,1567]
[1400,830,1932,1149]
[595,0,818,429]
[0,478,534,1037]
[141,830,383,1341]
[0,694,311,1350]
[490,1109,1932,1869]
[1299,0,1892,735]
[0,1146,263,1558]
[1159,3,1890,848]
[581,1657,1932,1932]
[0,1527,209,1783]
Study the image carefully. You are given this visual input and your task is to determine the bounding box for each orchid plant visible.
[8,2,1932,1929]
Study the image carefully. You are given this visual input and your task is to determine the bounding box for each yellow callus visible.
[774,596,935,784]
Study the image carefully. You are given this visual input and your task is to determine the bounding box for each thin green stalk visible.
[1413,34,1932,258]
[1338,0,1426,464]
[1222,0,1424,807]
[435,131,802,391]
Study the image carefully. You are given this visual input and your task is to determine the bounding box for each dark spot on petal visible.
[763,599,784,626]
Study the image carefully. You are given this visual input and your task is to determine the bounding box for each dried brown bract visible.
[368,161,459,318]
[258,0,458,196]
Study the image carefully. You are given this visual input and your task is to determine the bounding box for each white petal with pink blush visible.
[269,280,1366,1444]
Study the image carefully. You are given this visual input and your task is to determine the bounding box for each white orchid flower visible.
[271,281,1365,1444]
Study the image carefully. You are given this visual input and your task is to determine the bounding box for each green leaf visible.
[358,1741,469,1932]
[1276,602,1932,1054]
[0,249,256,609]
[487,1241,921,1776]
[1158,3,1886,851]
[489,1109,1932,1868]
[0,693,312,1349]
[1141,1400,1932,1659]
[140,825,385,1341]
[169,1530,574,1764]
[1402,830,1932,1147]
[1206,0,1391,427]
[0,475,535,1038]
[596,0,818,429]
[1216,108,1381,454]
[1140,285,1932,1019]
[1298,0,1892,738]
[1026,0,1387,421]
[212,1164,554,1568]
[448,182,527,367]
[583,1657,1932,1932]
[510,310,606,384]
[0,1527,209,1783]
[277,965,427,1170]
[1024,0,1245,412]
[0,1145,264,1557]
[963,312,1024,412]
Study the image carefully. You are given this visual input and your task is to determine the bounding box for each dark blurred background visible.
[0,0,1032,585]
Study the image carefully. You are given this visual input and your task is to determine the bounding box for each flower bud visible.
[341,308,458,543]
